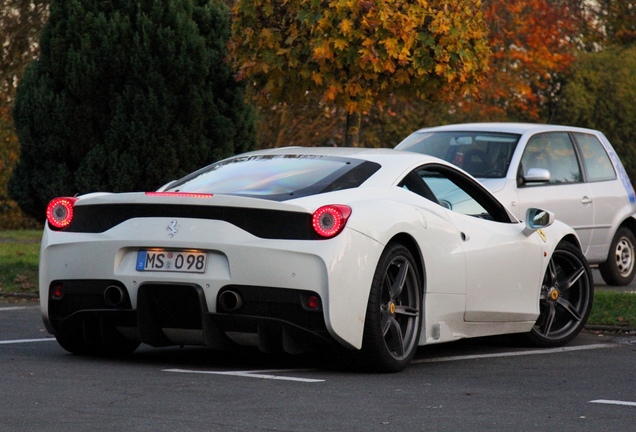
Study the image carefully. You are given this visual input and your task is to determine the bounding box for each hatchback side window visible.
[521,132,582,185]
[573,133,616,182]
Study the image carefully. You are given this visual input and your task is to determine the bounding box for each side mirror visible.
[522,167,551,184]
[524,208,554,235]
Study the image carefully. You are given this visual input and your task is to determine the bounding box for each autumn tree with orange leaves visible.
[593,0,636,46]
[456,0,582,122]
[230,0,490,146]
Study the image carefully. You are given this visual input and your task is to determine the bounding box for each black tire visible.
[358,243,422,373]
[524,242,593,347]
[598,227,636,286]
[54,320,140,357]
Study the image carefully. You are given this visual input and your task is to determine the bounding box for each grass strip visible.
[588,290,636,328]
[0,230,41,294]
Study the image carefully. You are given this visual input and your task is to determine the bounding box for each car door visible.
[444,211,544,322]
[516,131,594,255]
[572,132,628,262]
[417,164,545,322]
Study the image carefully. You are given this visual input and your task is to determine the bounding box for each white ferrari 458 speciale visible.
[40,147,593,372]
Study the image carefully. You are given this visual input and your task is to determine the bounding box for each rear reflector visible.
[51,284,64,300]
[306,295,321,310]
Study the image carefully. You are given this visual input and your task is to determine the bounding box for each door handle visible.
[581,196,592,205]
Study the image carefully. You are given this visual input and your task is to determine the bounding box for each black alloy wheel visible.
[359,243,422,372]
[526,242,593,347]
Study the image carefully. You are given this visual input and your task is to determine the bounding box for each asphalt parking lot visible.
[1,297,635,432]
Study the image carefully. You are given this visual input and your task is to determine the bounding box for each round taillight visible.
[46,197,78,229]
[312,205,351,238]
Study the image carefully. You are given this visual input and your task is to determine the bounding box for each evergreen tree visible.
[0,0,51,228]
[10,0,255,219]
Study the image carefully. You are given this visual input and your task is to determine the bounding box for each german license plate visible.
[136,250,207,273]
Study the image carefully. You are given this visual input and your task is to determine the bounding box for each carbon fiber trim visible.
[54,204,320,239]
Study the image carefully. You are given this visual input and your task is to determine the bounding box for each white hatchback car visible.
[397,123,636,286]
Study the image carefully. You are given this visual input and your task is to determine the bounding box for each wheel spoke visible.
[389,261,409,300]
[394,305,419,317]
[383,316,405,357]
[380,307,391,334]
[541,302,556,337]
[547,259,558,285]
[556,297,583,322]
[560,266,585,291]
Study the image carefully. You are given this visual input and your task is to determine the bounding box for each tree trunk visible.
[344,111,361,147]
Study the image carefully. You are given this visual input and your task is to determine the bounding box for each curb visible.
[585,324,636,334]
[0,292,38,301]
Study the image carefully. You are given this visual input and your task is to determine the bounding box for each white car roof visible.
[408,122,602,136]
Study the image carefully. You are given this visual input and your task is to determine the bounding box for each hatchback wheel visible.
[599,227,636,286]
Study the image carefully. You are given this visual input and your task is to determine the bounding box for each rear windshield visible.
[166,154,380,201]
[398,131,521,178]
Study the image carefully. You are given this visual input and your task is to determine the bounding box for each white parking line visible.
[590,399,636,407]
[164,368,325,383]
[413,343,616,363]
[0,338,56,345]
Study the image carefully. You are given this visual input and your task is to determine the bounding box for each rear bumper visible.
[47,280,332,353]
[40,218,383,350]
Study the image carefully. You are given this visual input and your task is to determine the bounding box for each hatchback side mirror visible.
[522,168,551,184]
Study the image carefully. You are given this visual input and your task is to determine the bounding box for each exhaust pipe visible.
[104,285,126,307]
[218,290,243,312]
